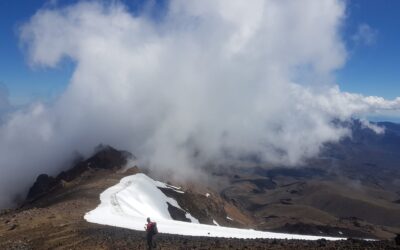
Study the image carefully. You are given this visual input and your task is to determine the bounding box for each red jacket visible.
[146,222,155,232]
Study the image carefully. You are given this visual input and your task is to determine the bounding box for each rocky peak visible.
[26,145,134,202]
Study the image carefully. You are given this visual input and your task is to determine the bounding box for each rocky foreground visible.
[1,223,400,250]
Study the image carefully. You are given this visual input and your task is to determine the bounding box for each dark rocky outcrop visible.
[166,202,191,222]
[395,234,400,245]
[57,145,133,182]
[26,174,58,201]
[26,145,134,203]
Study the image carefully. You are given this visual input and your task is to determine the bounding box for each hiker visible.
[145,217,158,249]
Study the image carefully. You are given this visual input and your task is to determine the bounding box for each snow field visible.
[84,173,344,240]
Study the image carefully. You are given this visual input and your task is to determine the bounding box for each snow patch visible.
[186,213,199,224]
[155,180,185,194]
[205,193,210,197]
[85,173,345,240]
[226,216,233,221]
[213,219,220,226]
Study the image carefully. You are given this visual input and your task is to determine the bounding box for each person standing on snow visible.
[145,217,158,249]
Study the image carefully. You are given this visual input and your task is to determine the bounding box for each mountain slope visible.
[210,121,400,239]
[84,173,343,240]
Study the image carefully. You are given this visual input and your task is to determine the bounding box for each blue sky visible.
[0,1,79,105]
[338,0,400,99]
[0,0,399,105]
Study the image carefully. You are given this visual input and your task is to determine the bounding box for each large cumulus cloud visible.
[0,0,399,208]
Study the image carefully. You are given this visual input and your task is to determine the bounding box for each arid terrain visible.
[3,224,400,250]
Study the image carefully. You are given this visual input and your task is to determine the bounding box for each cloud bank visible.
[0,0,399,208]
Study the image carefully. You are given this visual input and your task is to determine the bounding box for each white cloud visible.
[0,0,398,208]
[360,119,385,134]
[352,23,378,46]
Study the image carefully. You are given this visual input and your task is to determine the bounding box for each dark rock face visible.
[158,187,234,227]
[58,145,133,182]
[25,145,134,203]
[166,202,191,222]
[395,234,400,245]
[87,144,133,170]
[26,174,57,201]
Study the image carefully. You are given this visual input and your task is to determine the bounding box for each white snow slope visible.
[84,173,343,240]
